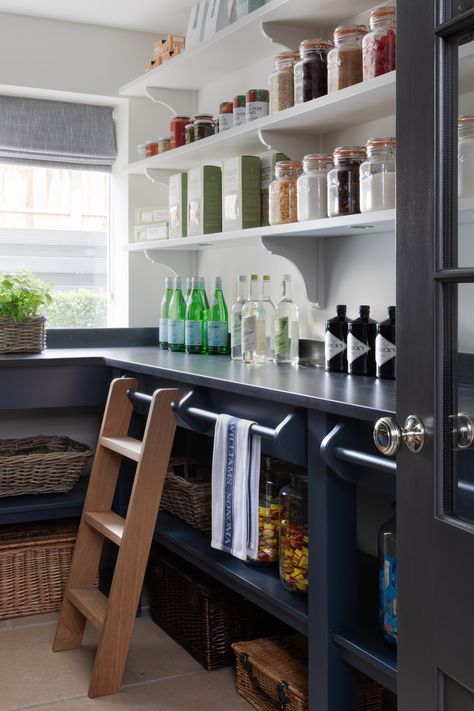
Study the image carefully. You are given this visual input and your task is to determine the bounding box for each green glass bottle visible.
[159,276,174,350]
[167,277,186,352]
[207,276,229,355]
[185,277,207,354]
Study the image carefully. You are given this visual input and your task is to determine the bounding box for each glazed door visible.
[394,0,474,708]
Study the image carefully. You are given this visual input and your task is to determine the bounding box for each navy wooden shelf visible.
[333,623,397,695]
[0,477,88,524]
[154,511,308,635]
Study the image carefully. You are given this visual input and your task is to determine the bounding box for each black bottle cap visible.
[336,304,347,316]
[388,305,396,318]
[359,304,370,317]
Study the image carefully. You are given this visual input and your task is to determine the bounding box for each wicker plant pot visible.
[160,456,211,533]
[0,316,46,353]
[0,435,93,497]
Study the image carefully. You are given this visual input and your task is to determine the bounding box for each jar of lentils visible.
[363,6,396,80]
[327,146,366,217]
[360,137,396,213]
[269,161,303,225]
[294,39,333,104]
[297,154,333,221]
[269,51,299,113]
[327,26,367,93]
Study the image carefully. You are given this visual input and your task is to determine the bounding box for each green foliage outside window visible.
[44,289,107,328]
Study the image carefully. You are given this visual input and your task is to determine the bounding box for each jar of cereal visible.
[269,51,299,113]
[269,161,303,225]
[327,146,366,216]
[327,26,367,93]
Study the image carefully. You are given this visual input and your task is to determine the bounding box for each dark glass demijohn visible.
[347,305,377,375]
[378,503,397,646]
[325,304,350,372]
[376,305,396,379]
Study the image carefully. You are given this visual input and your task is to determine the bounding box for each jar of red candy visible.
[362,6,396,81]
[170,115,190,149]
[247,458,289,566]
[279,475,308,593]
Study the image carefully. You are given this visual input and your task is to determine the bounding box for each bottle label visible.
[159,318,168,343]
[231,313,242,347]
[243,315,257,352]
[274,316,289,355]
[379,554,398,644]
[347,333,370,364]
[208,321,228,347]
[376,334,396,366]
[325,331,346,362]
[185,320,202,346]
[168,319,185,345]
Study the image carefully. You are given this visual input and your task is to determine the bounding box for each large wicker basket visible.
[160,456,211,533]
[0,316,46,353]
[0,519,78,619]
[0,435,93,497]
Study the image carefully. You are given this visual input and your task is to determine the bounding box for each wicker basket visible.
[0,316,46,353]
[357,673,384,711]
[149,549,279,670]
[0,435,93,497]
[160,456,211,533]
[0,519,78,619]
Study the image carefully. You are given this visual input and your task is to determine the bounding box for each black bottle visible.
[325,305,350,372]
[376,306,396,380]
[347,305,377,376]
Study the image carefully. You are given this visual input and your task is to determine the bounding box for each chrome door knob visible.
[373,415,425,456]
[451,412,474,449]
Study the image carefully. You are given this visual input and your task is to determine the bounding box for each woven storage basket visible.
[0,435,93,497]
[356,673,384,711]
[0,519,78,619]
[160,456,211,533]
[0,316,46,353]
[149,549,278,670]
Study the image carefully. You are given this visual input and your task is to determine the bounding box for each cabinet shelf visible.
[0,477,88,525]
[154,511,308,634]
[334,624,397,695]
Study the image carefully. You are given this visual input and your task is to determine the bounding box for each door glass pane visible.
[452,0,474,18]
[458,35,474,267]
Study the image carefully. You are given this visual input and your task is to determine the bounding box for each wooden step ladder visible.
[53,377,181,698]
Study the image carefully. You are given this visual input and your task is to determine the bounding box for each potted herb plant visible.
[0,270,52,353]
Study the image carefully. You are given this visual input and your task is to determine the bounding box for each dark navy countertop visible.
[0,347,396,420]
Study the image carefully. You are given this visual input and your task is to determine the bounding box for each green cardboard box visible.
[188,166,222,236]
[222,156,261,232]
[169,173,188,238]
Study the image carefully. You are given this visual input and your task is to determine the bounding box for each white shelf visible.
[119,0,374,96]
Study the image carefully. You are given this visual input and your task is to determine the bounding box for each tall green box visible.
[169,173,188,238]
[222,156,261,232]
[187,166,222,237]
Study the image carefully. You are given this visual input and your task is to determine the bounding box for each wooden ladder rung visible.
[84,511,125,546]
[99,436,142,461]
[67,588,108,632]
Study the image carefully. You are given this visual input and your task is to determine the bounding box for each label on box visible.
[208,321,228,346]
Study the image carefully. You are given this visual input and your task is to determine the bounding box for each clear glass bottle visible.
[279,474,308,594]
[241,274,266,364]
[159,276,174,349]
[363,6,396,81]
[327,26,367,93]
[458,115,474,198]
[378,504,397,646]
[273,274,299,365]
[207,276,229,355]
[269,161,303,225]
[269,51,298,114]
[360,137,396,213]
[185,276,207,355]
[167,277,186,352]
[297,153,333,221]
[294,39,333,104]
[261,275,276,361]
[231,275,247,361]
[327,146,366,217]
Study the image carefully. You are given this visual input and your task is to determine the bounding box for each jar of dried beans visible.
[327,25,367,93]
[327,146,366,217]
[294,39,332,104]
[269,161,303,225]
[363,6,396,81]
[269,51,298,113]
[170,115,190,149]
[360,137,396,212]
[279,475,308,594]
[297,153,333,221]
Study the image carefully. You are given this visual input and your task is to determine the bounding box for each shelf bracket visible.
[261,21,331,51]
[261,234,325,308]
[144,87,198,117]
[143,248,198,276]
[144,168,175,187]
[259,128,327,162]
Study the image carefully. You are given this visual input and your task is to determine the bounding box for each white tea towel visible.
[211,414,261,561]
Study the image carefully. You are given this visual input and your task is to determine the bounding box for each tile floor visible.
[0,611,252,711]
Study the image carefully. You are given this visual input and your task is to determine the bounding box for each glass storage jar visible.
[279,475,308,593]
[170,115,190,149]
[297,153,333,220]
[185,122,195,144]
[458,115,474,198]
[362,6,396,81]
[269,161,303,225]
[327,146,366,216]
[247,458,290,566]
[294,39,333,104]
[158,136,170,153]
[194,119,215,141]
[269,51,298,113]
[327,25,367,93]
[378,504,397,646]
[360,137,396,212]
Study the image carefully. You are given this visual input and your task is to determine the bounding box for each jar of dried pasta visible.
[269,161,303,225]
[269,50,299,113]
[327,25,367,93]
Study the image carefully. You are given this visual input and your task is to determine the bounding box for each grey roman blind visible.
[0,95,117,171]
